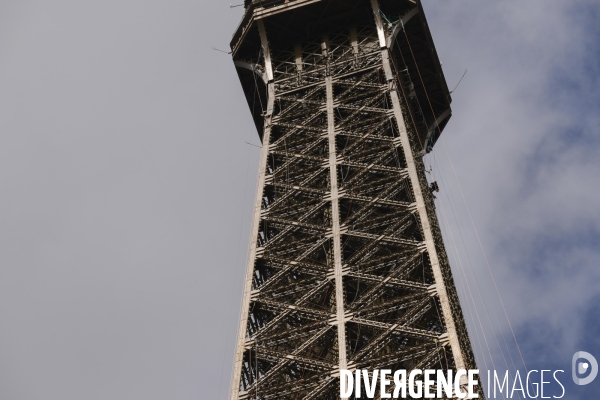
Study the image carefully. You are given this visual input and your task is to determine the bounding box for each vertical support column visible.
[229,22,276,400]
[371,0,387,50]
[295,43,303,84]
[321,36,330,75]
[370,0,467,374]
[294,43,303,72]
[349,27,359,65]
[321,36,330,56]
[325,72,348,393]
[258,20,274,82]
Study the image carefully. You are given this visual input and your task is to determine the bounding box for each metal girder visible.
[229,1,482,399]
[387,7,420,48]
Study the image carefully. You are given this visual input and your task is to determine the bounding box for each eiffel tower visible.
[228,0,481,398]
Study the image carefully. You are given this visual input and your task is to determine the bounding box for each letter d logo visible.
[572,351,598,385]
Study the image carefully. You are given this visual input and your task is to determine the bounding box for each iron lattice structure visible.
[228,0,482,398]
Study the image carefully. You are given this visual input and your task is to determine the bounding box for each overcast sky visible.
[0,1,598,399]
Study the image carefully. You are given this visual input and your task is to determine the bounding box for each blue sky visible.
[423,1,600,398]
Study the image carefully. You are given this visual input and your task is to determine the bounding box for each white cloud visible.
[422,0,600,386]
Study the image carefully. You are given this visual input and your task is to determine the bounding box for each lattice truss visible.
[230,3,481,400]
